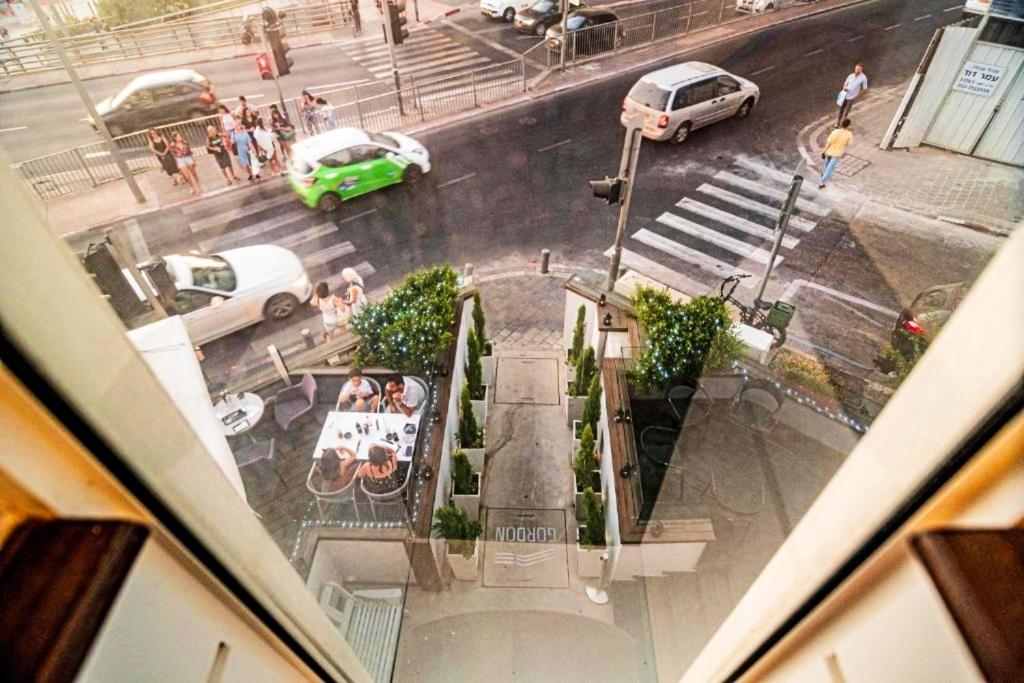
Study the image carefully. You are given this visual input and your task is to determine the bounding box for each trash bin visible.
[766,301,796,330]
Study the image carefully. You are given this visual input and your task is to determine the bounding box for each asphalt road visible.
[85,0,996,390]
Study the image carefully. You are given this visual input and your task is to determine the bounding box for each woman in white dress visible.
[310,281,345,340]
[252,118,281,175]
[341,267,366,323]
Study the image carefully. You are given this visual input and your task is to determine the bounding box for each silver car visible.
[621,62,760,144]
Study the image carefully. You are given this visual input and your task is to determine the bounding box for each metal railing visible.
[0,1,352,75]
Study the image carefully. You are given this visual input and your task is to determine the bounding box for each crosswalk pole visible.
[754,160,805,308]
[605,116,644,292]
[382,2,405,115]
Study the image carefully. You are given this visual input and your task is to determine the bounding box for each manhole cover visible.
[494,357,560,405]
[835,154,871,177]
[517,115,538,125]
[483,509,568,588]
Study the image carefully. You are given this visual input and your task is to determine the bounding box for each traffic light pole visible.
[26,0,146,204]
[382,2,405,115]
[605,115,644,292]
[558,0,569,71]
[259,26,288,114]
[753,160,805,309]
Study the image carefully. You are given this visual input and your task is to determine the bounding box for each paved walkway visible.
[799,84,1023,236]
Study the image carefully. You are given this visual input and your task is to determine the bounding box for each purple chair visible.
[274,373,318,431]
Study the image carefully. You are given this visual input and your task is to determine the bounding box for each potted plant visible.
[576,486,606,578]
[458,383,486,470]
[449,449,482,522]
[473,292,496,385]
[572,424,601,521]
[566,304,586,383]
[571,375,604,464]
[433,503,483,581]
[565,345,595,427]
[466,330,489,427]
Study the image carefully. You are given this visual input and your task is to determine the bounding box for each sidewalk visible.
[798,85,1023,237]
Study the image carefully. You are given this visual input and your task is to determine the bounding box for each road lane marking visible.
[943,5,962,11]
[245,94,265,99]
[537,138,572,153]
[914,14,932,21]
[883,23,901,31]
[302,241,356,269]
[190,193,295,231]
[697,184,817,231]
[750,66,774,76]
[676,198,799,248]
[847,35,864,42]
[338,208,378,224]
[0,126,27,132]
[823,294,886,327]
[438,172,476,188]
[611,247,719,295]
[442,19,529,61]
[781,279,898,317]
[306,79,370,90]
[734,157,825,198]
[274,223,336,250]
[804,49,823,56]
[198,210,310,252]
[83,151,111,158]
[657,212,779,265]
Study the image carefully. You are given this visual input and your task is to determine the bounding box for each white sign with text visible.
[952,61,1005,97]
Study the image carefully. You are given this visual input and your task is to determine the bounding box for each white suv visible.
[621,62,760,144]
[481,0,532,22]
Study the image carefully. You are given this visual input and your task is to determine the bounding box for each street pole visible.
[26,0,145,204]
[753,160,805,308]
[558,0,569,71]
[259,23,287,114]
[605,115,644,292]
[381,1,404,115]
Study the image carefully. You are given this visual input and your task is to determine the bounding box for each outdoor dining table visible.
[313,411,420,462]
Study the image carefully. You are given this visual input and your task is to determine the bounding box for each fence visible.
[0,1,351,75]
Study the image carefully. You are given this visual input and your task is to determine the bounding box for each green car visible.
[288,127,432,211]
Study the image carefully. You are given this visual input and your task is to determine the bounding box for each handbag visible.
[836,90,846,106]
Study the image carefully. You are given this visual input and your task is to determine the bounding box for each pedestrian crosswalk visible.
[345,28,495,84]
[614,157,835,292]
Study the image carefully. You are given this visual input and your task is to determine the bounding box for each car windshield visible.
[532,1,557,12]
[370,132,399,148]
[183,254,236,292]
[110,83,134,108]
[629,81,671,110]
[567,14,587,29]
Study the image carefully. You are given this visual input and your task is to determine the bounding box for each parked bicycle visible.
[719,274,795,349]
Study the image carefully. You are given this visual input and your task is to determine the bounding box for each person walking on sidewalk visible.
[311,281,346,341]
[819,118,853,189]
[147,128,182,187]
[351,0,362,36]
[169,132,201,196]
[836,63,868,127]
[205,125,236,186]
[270,106,295,162]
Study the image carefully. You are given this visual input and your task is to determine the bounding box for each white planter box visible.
[447,541,480,581]
[450,472,482,522]
[565,348,576,385]
[571,419,582,465]
[480,353,496,386]
[564,379,586,427]
[576,529,606,578]
[573,470,603,522]
[470,384,489,429]
[460,444,485,471]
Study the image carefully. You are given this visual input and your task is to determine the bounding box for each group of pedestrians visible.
[818,62,867,189]
[310,268,366,341]
[300,90,338,135]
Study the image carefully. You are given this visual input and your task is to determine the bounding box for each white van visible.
[962,0,991,14]
[480,0,533,22]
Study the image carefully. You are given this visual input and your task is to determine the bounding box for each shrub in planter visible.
[459,384,484,449]
[450,449,481,521]
[772,348,836,397]
[472,291,492,356]
[573,424,600,490]
[466,331,486,401]
[351,265,458,373]
[568,305,586,366]
[432,503,483,581]
[631,287,741,393]
[874,330,925,387]
[580,374,603,438]
[570,346,596,397]
[576,486,606,578]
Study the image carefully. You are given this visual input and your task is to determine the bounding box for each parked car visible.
[892,282,968,354]
[91,69,218,138]
[288,127,431,212]
[621,61,760,144]
[545,8,620,57]
[515,0,585,36]
[130,246,312,346]
[480,0,533,22]
[735,0,777,12]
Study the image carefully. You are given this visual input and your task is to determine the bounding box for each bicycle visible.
[719,274,794,349]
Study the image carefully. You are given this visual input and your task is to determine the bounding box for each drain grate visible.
[494,357,560,405]
[835,154,871,177]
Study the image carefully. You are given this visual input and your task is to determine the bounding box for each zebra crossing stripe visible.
[357,42,472,68]
[657,212,781,266]
[608,247,728,294]
[198,209,310,252]
[303,242,357,269]
[715,171,831,217]
[369,53,489,78]
[734,157,825,198]
[676,198,800,249]
[190,193,297,232]
[631,228,752,279]
[274,223,337,250]
[697,184,817,232]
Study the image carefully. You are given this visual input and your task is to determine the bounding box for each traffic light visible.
[266,26,292,76]
[589,176,624,205]
[256,52,272,80]
[385,1,408,45]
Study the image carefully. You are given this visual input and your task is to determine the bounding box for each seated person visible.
[337,368,379,412]
[383,374,425,417]
[359,443,403,494]
[317,446,361,492]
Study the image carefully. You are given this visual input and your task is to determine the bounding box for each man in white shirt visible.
[338,369,379,412]
[385,375,425,417]
[837,63,868,126]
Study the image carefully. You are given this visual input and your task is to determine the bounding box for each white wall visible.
[306,539,412,590]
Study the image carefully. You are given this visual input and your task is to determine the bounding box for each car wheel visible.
[734,98,754,120]
[403,164,423,184]
[671,123,690,145]
[264,293,299,320]
[534,21,547,36]
[503,7,515,21]
[317,192,342,212]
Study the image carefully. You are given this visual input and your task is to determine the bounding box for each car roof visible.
[293,127,373,158]
[569,7,615,17]
[639,62,726,88]
[125,69,206,91]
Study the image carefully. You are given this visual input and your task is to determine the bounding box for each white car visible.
[736,0,777,13]
[134,245,312,345]
[621,62,760,144]
[481,0,532,22]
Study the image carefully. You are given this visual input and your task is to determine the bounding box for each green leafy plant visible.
[351,266,458,373]
[875,330,926,387]
[569,305,586,364]
[432,503,483,558]
[465,330,486,400]
[580,374,603,437]
[772,349,835,396]
[451,450,479,495]
[631,287,740,392]
[573,424,598,490]
[578,487,605,548]
[459,384,484,449]
[570,345,596,396]
[472,291,492,356]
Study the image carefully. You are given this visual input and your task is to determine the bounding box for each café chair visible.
[306,462,360,522]
[274,373,318,431]
[232,437,284,486]
[377,376,428,415]
[360,463,412,521]
[336,377,382,412]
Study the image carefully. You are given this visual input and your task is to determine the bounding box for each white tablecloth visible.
[313,411,419,461]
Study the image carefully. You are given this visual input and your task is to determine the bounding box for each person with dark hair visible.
[205,125,235,185]
[318,446,361,492]
[300,90,317,133]
[253,117,281,175]
[311,281,346,340]
[269,105,295,162]
[169,131,200,196]
[358,443,400,493]
[147,128,181,187]
[819,118,853,189]
[836,63,867,127]
[384,375,425,417]
[338,368,379,412]
[230,119,258,182]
